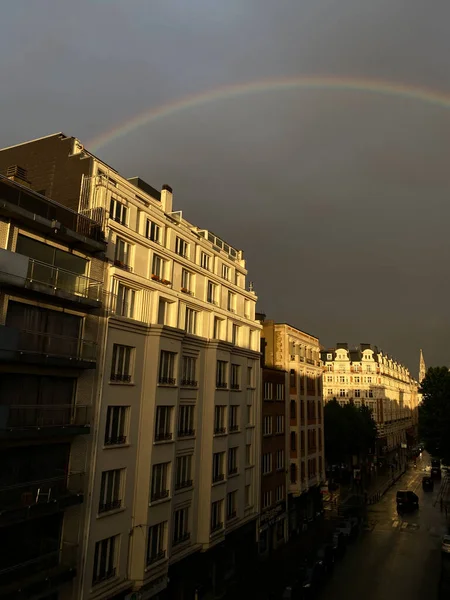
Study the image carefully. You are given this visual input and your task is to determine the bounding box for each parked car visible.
[335,517,358,538]
[422,476,434,491]
[396,490,419,512]
[431,467,442,480]
[442,535,450,554]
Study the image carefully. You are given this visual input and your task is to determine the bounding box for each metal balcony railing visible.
[173,532,190,546]
[0,328,96,362]
[26,259,102,302]
[0,404,90,431]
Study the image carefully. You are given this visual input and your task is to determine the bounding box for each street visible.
[320,458,448,600]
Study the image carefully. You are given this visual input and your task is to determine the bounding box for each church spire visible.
[419,349,426,383]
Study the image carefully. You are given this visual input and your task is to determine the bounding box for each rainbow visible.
[87,75,450,151]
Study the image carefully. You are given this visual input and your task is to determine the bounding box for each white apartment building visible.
[0,133,262,600]
[321,343,419,453]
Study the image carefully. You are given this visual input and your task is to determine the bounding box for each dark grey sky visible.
[2,0,450,376]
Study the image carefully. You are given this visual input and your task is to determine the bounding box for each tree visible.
[419,366,450,463]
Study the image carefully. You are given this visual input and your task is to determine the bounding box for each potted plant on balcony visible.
[161,279,171,285]
[151,274,161,281]
[181,287,189,293]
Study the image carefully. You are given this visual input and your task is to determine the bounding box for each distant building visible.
[321,343,419,458]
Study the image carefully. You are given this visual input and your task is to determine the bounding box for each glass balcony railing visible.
[0,404,90,432]
[27,258,102,302]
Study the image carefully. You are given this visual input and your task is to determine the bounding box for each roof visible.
[0,132,65,152]
[275,322,319,342]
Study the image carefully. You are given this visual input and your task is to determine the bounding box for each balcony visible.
[181,379,198,387]
[178,429,195,438]
[0,175,105,252]
[213,474,225,483]
[175,479,193,491]
[0,249,102,309]
[211,522,224,534]
[159,377,176,385]
[155,432,173,442]
[229,424,239,433]
[173,532,191,546]
[147,550,166,566]
[0,473,84,528]
[214,427,226,435]
[228,467,238,476]
[0,326,96,368]
[98,499,122,514]
[230,384,240,390]
[0,404,90,439]
[216,382,227,389]
[227,511,237,520]
[151,489,169,502]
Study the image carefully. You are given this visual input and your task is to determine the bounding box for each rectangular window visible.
[105,406,128,445]
[147,522,166,565]
[264,382,273,400]
[92,535,117,585]
[367,377,372,383]
[229,405,239,431]
[221,264,230,280]
[262,453,272,475]
[181,268,192,292]
[211,500,224,532]
[276,383,285,400]
[155,406,173,441]
[216,360,228,388]
[181,357,197,386]
[175,455,193,490]
[276,415,284,434]
[339,389,346,397]
[227,291,235,312]
[157,298,173,325]
[247,366,253,388]
[245,484,252,507]
[110,344,133,382]
[246,444,252,466]
[146,219,160,243]
[228,447,238,475]
[354,376,360,383]
[276,449,285,471]
[249,329,255,350]
[232,324,239,345]
[175,237,189,258]
[369,389,373,398]
[231,364,240,389]
[178,405,195,437]
[152,254,166,279]
[276,484,284,503]
[214,405,226,434]
[244,299,250,318]
[99,469,123,513]
[151,462,170,501]
[114,237,132,270]
[213,317,223,339]
[246,404,253,426]
[159,351,176,384]
[226,491,237,519]
[173,507,190,544]
[263,415,272,435]
[109,198,128,225]
[339,376,345,383]
[213,451,225,482]
[262,490,272,509]
[184,307,197,334]
[116,283,135,318]
[201,252,210,270]
[207,280,217,304]
[355,389,361,398]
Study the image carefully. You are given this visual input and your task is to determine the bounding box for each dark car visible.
[396,490,419,511]
[316,543,335,574]
[431,467,442,480]
[422,476,434,491]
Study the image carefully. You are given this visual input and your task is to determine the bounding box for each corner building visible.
[0,134,262,600]
[259,318,325,537]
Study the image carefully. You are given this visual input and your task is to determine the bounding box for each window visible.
[155,406,172,441]
[175,455,192,489]
[99,469,123,513]
[276,383,285,400]
[93,535,118,585]
[181,357,197,386]
[207,280,217,304]
[249,329,255,350]
[366,365,372,372]
[105,406,128,445]
[290,432,297,451]
[369,389,374,398]
[214,405,226,434]
[185,307,197,334]
[175,237,189,258]
[276,415,284,434]
[327,376,333,382]
[213,452,225,482]
[264,382,273,400]
[290,400,296,419]
[157,298,172,325]
[110,344,133,382]
[246,404,253,426]
[367,377,372,384]
[178,405,195,437]
[326,365,333,372]
[227,491,237,519]
[222,264,230,280]
[211,500,223,532]
[263,416,272,435]
[229,405,239,431]
[114,237,132,270]
[262,453,272,475]
[216,360,227,388]
[152,254,166,279]
[244,299,250,318]
[301,430,305,451]
[246,444,252,466]
[213,317,223,339]
[147,522,166,565]
[228,447,238,475]
[173,508,190,544]
[327,353,332,360]
[227,291,235,312]
[109,197,128,225]
[339,389,346,397]
[231,364,240,389]
[181,269,192,292]
[247,366,253,388]
[355,389,361,398]
[116,283,135,318]
[201,252,210,270]
[262,491,272,509]
[354,376,360,383]
[146,219,160,243]
[245,484,252,507]
[232,324,239,345]
[159,351,176,384]
[276,485,284,503]
[290,464,297,484]
[151,462,170,501]
[339,376,345,383]
[276,449,285,471]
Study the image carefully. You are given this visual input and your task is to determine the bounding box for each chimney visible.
[6,165,31,189]
[161,184,173,213]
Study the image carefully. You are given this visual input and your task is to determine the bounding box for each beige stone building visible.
[259,319,325,535]
[0,134,262,600]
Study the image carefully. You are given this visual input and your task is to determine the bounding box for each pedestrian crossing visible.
[365,517,447,536]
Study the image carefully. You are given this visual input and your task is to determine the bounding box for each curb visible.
[366,469,406,505]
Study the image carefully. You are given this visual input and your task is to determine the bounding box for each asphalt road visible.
[320,456,448,600]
